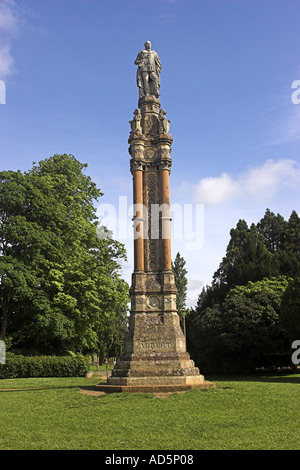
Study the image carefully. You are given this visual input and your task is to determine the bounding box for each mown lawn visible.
[0,374,299,450]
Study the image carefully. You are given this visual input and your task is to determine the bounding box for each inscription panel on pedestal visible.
[136,341,172,352]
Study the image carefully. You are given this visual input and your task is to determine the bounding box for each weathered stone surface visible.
[107,375,205,386]
[134,42,161,99]
[96,382,216,394]
[104,292,210,391]
[97,43,215,393]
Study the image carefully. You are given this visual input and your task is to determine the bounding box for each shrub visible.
[280,276,300,343]
[187,277,291,374]
[0,353,90,379]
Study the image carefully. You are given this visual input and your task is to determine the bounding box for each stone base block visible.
[100,308,216,393]
[111,357,200,378]
[107,374,205,386]
[95,381,216,394]
[96,373,216,393]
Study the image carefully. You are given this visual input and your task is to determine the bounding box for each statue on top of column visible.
[134,41,162,99]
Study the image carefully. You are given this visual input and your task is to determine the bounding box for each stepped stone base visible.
[97,289,215,394]
[96,351,216,394]
[96,381,216,394]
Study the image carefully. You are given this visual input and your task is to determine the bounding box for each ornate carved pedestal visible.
[96,94,215,393]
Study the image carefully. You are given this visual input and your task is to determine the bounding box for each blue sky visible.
[1,0,300,306]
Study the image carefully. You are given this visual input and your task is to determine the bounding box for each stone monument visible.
[97,42,215,393]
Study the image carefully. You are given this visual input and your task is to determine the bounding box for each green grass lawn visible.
[0,373,299,450]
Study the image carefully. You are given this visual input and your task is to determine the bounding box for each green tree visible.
[257,208,287,254]
[280,276,300,344]
[187,276,290,373]
[278,211,300,277]
[172,252,188,326]
[0,154,129,354]
[189,209,300,373]
[213,220,278,295]
[222,276,290,371]
[281,211,300,253]
[186,304,222,373]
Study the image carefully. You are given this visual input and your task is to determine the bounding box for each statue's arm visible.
[134,51,143,66]
[155,53,162,73]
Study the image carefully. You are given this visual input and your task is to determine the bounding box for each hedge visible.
[0,353,90,379]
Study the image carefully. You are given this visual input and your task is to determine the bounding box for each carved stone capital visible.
[158,159,172,171]
[130,159,144,173]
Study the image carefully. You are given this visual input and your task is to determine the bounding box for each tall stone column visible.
[159,163,172,272]
[132,167,144,272]
[97,42,215,393]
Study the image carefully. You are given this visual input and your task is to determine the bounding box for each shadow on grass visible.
[208,371,300,385]
[80,385,105,392]
[0,377,107,393]
[1,373,298,394]
[0,385,85,393]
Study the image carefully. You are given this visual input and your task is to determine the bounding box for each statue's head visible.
[144,41,151,50]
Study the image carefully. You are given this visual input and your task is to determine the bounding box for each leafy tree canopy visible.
[187,208,300,373]
[0,154,129,355]
[280,276,300,343]
[187,276,291,374]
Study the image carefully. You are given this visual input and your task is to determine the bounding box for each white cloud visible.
[186,279,203,307]
[0,0,21,79]
[187,278,203,291]
[191,158,300,206]
[0,0,19,32]
[193,172,239,205]
[242,159,300,202]
[0,43,15,78]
